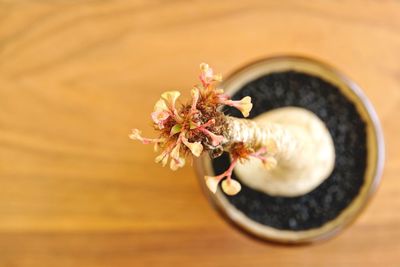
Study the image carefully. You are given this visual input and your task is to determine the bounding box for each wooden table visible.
[0,1,399,266]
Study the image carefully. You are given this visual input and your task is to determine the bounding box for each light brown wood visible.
[0,1,399,266]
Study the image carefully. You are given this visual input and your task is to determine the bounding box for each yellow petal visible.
[182,137,203,157]
[189,142,203,157]
[161,155,168,167]
[221,179,242,196]
[161,91,180,107]
[213,73,222,82]
[153,142,159,152]
[215,88,225,94]
[170,157,185,171]
[129,129,142,141]
[200,63,209,72]
[205,176,220,193]
[153,99,168,111]
[170,143,181,159]
[241,96,252,104]
[151,110,170,125]
[155,152,168,165]
[239,96,253,117]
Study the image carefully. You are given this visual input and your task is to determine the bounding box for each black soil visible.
[212,71,367,231]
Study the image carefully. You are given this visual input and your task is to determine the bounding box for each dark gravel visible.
[212,71,367,231]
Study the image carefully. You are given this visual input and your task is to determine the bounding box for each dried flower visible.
[205,176,220,193]
[182,136,203,157]
[130,63,262,195]
[224,96,253,117]
[198,127,226,147]
[151,100,170,129]
[155,150,169,166]
[129,129,162,145]
[199,63,222,87]
[161,91,180,108]
[221,179,242,196]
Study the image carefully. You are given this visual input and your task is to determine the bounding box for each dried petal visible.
[182,136,203,157]
[215,88,225,95]
[129,128,143,141]
[170,143,181,160]
[170,156,185,171]
[221,179,242,195]
[161,91,180,108]
[199,128,226,146]
[153,99,168,111]
[213,73,222,82]
[151,99,171,128]
[155,152,169,167]
[199,63,222,85]
[190,87,200,113]
[129,129,158,144]
[200,63,212,75]
[168,142,186,170]
[151,110,170,127]
[224,96,253,117]
[154,142,159,152]
[205,176,220,193]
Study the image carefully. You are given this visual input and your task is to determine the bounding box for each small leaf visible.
[170,124,182,136]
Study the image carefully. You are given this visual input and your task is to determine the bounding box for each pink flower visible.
[151,91,183,128]
[199,63,222,87]
[198,128,226,146]
[190,87,200,114]
[151,99,170,129]
[161,91,180,106]
[224,96,253,117]
[155,150,169,167]
[196,119,226,147]
[182,136,203,157]
[169,142,185,170]
[129,129,163,145]
[250,147,278,170]
[204,158,241,195]
[221,179,241,196]
[205,176,220,193]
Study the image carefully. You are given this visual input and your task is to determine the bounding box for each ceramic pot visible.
[195,55,385,244]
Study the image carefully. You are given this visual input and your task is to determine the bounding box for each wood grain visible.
[0,0,399,266]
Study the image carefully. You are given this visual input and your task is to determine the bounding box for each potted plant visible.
[131,57,384,243]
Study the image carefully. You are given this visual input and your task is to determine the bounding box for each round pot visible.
[194,55,385,244]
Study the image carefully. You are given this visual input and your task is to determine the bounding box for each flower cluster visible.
[130,63,269,195]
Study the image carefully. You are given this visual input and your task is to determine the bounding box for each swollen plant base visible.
[195,56,384,243]
[234,106,335,197]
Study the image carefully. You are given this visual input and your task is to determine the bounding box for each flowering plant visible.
[130,63,271,195]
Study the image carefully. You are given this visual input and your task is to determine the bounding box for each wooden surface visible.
[0,1,399,266]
